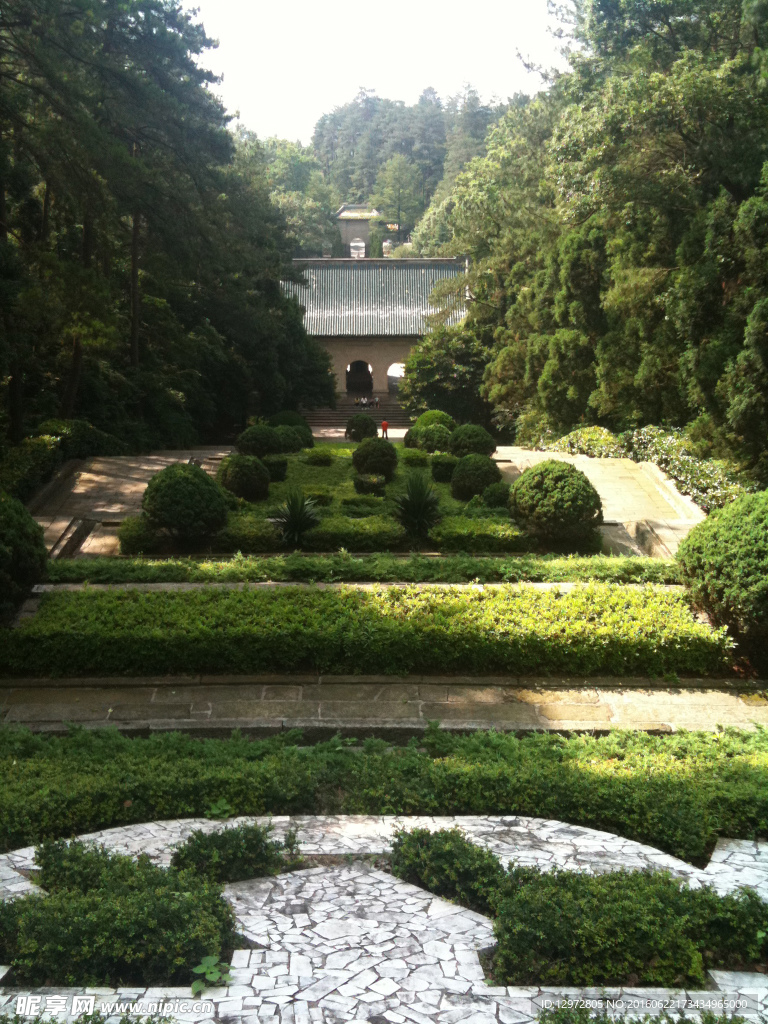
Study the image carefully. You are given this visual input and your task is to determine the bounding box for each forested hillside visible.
[0,0,335,452]
[401,0,768,479]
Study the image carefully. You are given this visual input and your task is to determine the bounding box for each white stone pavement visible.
[1,816,767,1023]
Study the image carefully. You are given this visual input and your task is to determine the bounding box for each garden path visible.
[1,815,766,1023]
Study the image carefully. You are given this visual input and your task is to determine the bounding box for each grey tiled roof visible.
[283,258,466,337]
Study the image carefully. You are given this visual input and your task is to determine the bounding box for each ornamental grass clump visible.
[509,460,603,543]
[394,472,442,538]
[269,488,321,546]
[142,463,228,542]
[217,454,270,501]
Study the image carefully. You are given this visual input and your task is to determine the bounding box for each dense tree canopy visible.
[0,0,334,450]
[404,0,768,476]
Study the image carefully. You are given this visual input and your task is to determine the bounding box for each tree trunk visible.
[130,209,141,367]
[61,336,83,418]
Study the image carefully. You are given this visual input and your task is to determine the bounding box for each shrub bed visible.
[0,726,766,862]
[170,823,298,882]
[390,830,767,986]
[0,840,235,986]
[212,512,283,552]
[302,515,407,551]
[48,552,682,586]
[2,583,732,678]
[428,517,533,552]
[401,449,430,467]
[353,473,386,495]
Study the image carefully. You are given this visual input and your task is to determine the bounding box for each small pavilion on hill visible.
[283,257,466,399]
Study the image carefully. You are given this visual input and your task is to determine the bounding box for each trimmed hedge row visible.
[0,726,767,861]
[1,583,732,678]
[47,553,682,586]
[427,517,534,552]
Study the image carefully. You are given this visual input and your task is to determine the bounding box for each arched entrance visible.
[387,362,405,394]
[346,360,373,393]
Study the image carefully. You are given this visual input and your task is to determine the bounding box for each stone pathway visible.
[1,678,766,735]
[1,816,767,1022]
[494,448,704,557]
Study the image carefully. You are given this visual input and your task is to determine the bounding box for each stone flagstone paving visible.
[1,816,767,1022]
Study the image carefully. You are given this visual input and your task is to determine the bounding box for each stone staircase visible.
[303,399,412,431]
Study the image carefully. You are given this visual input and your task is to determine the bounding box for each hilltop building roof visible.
[335,204,381,221]
[283,258,466,337]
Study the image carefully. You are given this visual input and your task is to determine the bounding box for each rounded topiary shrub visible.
[403,427,422,449]
[451,454,502,500]
[677,491,768,652]
[0,491,48,613]
[352,437,398,481]
[274,425,304,453]
[414,410,456,432]
[449,424,496,458]
[236,424,281,458]
[431,453,459,483]
[346,414,378,442]
[217,455,270,502]
[417,424,452,453]
[402,449,430,467]
[142,463,228,541]
[509,459,603,542]
[305,450,333,466]
[262,455,288,482]
[483,481,511,507]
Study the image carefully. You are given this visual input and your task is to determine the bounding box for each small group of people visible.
[354,395,380,410]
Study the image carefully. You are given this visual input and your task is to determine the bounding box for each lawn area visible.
[3,583,731,678]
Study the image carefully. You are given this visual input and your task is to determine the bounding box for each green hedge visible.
[302,515,407,551]
[428,516,534,552]
[48,552,682,586]
[1,583,732,678]
[170,822,298,882]
[212,512,282,552]
[390,829,767,986]
[0,726,767,861]
[0,435,63,502]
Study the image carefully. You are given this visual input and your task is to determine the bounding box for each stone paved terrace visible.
[1,816,767,1023]
[1,677,767,735]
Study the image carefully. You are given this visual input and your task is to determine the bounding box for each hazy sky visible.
[185,0,567,144]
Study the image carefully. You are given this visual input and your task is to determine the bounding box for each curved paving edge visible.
[1,815,767,1023]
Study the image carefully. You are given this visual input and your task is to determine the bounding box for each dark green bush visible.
[402,448,430,467]
[34,419,127,459]
[414,410,456,432]
[268,411,309,429]
[352,437,398,481]
[118,515,163,556]
[403,427,421,448]
[142,463,228,541]
[302,515,407,551]
[236,424,282,458]
[494,866,767,986]
[4,840,234,986]
[0,492,47,614]
[417,423,452,453]
[0,435,63,502]
[483,481,511,507]
[274,425,304,453]
[262,454,288,481]
[217,454,270,501]
[292,424,314,449]
[394,472,442,537]
[391,827,507,916]
[449,424,496,458]
[4,582,731,678]
[428,516,533,552]
[345,413,377,442]
[269,489,321,546]
[451,454,502,500]
[304,488,333,506]
[354,473,387,495]
[678,491,768,653]
[305,450,333,466]
[431,453,459,483]
[509,460,603,542]
[171,823,297,882]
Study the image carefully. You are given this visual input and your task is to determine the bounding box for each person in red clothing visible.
[381,419,389,439]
